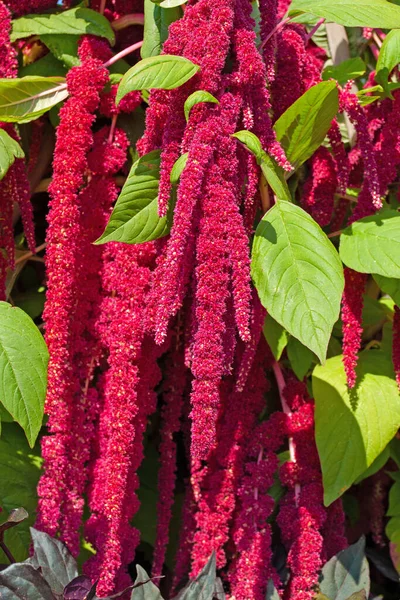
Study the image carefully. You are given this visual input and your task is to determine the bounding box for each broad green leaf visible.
[287,336,315,380]
[170,152,188,184]
[96,150,172,245]
[354,445,390,484]
[131,565,164,599]
[232,129,263,162]
[116,56,199,103]
[322,57,366,86]
[312,351,400,505]
[273,81,339,169]
[263,313,288,360]
[40,35,80,68]
[340,209,400,278]
[0,423,42,562]
[184,90,219,121]
[0,564,55,600]
[251,201,344,362]
[289,0,400,28]
[390,437,400,467]
[0,76,69,123]
[0,302,48,447]
[141,0,182,59]
[11,7,115,44]
[0,129,24,181]
[373,274,400,306]
[319,538,370,600]
[19,52,67,77]
[387,515,400,545]
[376,30,400,94]
[260,153,292,202]
[174,553,216,600]
[266,580,281,600]
[388,477,400,516]
[232,130,292,202]
[160,0,186,6]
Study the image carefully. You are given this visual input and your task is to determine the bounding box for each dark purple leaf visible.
[0,562,55,599]
[63,575,96,600]
[30,528,78,596]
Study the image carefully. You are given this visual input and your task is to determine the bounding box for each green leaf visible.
[312,351,400,505]
[260,153,292,202]
[390,437,400,467]
[131,565,164,599]
[0,302,48,447]
[170,152,188,184]
[287,336,315,380]
[386,515,400,545]
[0,423,42,562]
[173,553,216,600]
[0,76,68,123]
[19,52,67,77]
[320,538,369,600]
[116,55,199,103]
[184,90,219,121]
[0,129,24,181]
[141,0,182,59]
[273,81,339,169]
[251,201,344,362]
[289,0,400,28]
[95,150,172,245]
[159,0,186,6]
[262,313,289,360]
[40,35,80,68]
[354,445,390,484]
[232,129,264,162]
[266,580,281,600]
[373,274,400,306]
[30,529,78,596]
[388,479,400,516]
[339,209,400,278]
[376,30,400,95]
[232,130,292,202]
[322,57,366,86]
[11,7,115,44]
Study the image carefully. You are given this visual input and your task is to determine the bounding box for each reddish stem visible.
[103,40,144,68]
[108,114,118,144]
[305,18,325,43]
[260,17,291,49]
[272,361,300,505]
[112,13,144,30]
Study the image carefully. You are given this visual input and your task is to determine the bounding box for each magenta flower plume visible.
[277,378,331,600]
[228,412,286,600]
[36,39,109,546]
[340,83,381,210]
[152,341,188,579]
[341,268,366,389]
[190,338,273,576]
[301,147,338,227]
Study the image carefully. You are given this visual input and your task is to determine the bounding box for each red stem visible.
[260,17,291,49]
[103,40,144,68]
[272,361,300,506]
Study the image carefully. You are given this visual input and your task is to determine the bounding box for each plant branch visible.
[0,540,16,564]
[15,242,47,265]
[272,361,300,505]
[103,40,144,68]
[260,17,291,49]
[112,13,144,30]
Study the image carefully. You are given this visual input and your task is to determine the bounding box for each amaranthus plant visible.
[2,0,400,599]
